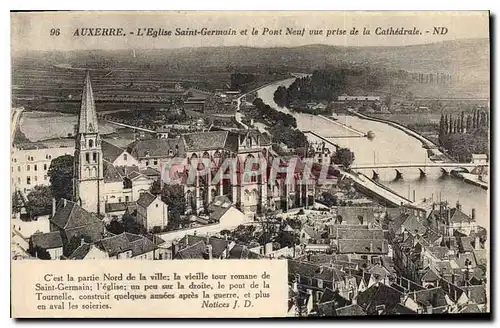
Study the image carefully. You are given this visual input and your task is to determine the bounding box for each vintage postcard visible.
[10,11,490,318]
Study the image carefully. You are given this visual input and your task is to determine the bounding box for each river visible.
[257,78,489,229]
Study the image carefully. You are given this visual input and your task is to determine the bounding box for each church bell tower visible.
[73,70,105,216]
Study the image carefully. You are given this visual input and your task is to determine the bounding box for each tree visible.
[26,185,53,217]
[48,155,74,201]
[231,225,257,244]
[286,217,303,230]
[159,184,186,222]
[333,148,355,168]
[12,191,23,214]
[321,192,338,207]
[63,234,91,257]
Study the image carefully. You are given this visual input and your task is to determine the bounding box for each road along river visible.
[257,78,489,229]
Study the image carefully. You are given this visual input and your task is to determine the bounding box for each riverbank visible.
[455,172,488,190]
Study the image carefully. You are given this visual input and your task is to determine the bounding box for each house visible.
[49,199,105,243]
[403,287,453,314]
[356,282,405,315]
[68,242,109,260]
[11,143,74,195]
[471,154,488,165]
[30,231,63,260]
[299,226,324,245]
[94,232,159,260]
[102,140,138,167]
[338,95,380,102]
[335,304,367,316]
[136,192,168,231]
[170,235,235,260]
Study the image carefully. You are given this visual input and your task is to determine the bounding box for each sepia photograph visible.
[9,10,490,318]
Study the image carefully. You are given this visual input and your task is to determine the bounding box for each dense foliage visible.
[252,98,296,128]
[26,185,53,217]
[438,110,489,162]
[47,155,74,201]
[332,148,355,168]
[230,73,257,92]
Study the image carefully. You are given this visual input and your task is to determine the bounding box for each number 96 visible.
[50,28,60,36]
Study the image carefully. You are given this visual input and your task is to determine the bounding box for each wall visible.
[11,146,74,194]
[145,198,168,230]
[48,246,63,260]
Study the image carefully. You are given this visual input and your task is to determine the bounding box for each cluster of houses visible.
[285,200,487,316]
[11,73,488,316]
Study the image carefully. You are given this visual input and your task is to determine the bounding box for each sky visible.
[11,11,489,52]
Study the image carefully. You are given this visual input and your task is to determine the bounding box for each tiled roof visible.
[390,303,417,315]
[335,304,367,316]
[228,244,264,259]
[68,243,92,260]
[287,260,345,282]
[182,131,230,151]
[473,249,488,267]
[31,231,63,249]
[421,267,441,282]
[96,232,157,257]
[411,287,448,308]
[50,200,101,230]
[427,246,450,260]
[462,285,487,304]
[301,226,323,241]
[105,202,137,213]
[449,208,474,224]
[459,303,481,313]
[334,228,384,240]
[455,252,477,269]
[356,283,404,315]
[336,207,377,225]
[177,235,230,259]
[337,239,388,254]
[128,138,185,159]
[207,196,234,222]
[137,192,158,208]
[103,162,123,182]
[175,240,207,259]
[102,140,126,163]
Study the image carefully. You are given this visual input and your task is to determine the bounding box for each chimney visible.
[172,240,178,258]
[471,208,476,221]
[456,200,461,211]
[206,244,213,260]
[447,208,451,223]
[475,235,481,250]
[80,237,85,246]
[426,305,433,314]
[370,241,373,253]
[185,235,189,247]
[63,198,67,207]
[52,198,57,216]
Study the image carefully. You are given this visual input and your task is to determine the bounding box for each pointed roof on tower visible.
[78,70,99,134]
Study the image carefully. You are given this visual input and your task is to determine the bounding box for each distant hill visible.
[12,38,489,97]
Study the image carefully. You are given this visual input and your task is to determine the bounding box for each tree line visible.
[438,109,489,162]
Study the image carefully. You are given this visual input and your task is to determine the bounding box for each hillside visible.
[12,38,490,98]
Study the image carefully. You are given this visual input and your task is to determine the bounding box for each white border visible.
[2,1,497,326]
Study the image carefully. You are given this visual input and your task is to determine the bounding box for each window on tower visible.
[85,153,90,163]
[93,152,97,162]
[89,139,94,148]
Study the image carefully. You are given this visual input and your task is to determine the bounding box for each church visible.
[73,71,157,219]
[73,72,327,220]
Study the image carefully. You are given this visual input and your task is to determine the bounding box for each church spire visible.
[78,70,99,134]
